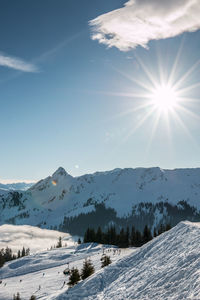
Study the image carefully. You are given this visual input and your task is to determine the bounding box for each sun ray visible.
[168,35,186,86]
[84,89,152,99]
[156,44,165,85]
[145,110,162,155]
[175,103,200,121]
[178,81,200,94]
[106,101,153,122]
[134,53,158,88]
[122,106,157,143]
[170,109,198,146]
[100,39,200,148]
[110,65,152,92]
[173,59,200,90]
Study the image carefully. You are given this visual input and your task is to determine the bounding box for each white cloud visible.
[0,53,38,72]
[0,224,75,253]
[90,0,200,51]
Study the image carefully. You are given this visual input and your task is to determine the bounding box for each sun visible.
[150,84,179,112]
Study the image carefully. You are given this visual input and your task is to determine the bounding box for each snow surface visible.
[1,166,200,229]
[0,224,77,254]
[0,242,133,300]
[0,221,200,299]
[23,166,200,218]
[51,221,200,300]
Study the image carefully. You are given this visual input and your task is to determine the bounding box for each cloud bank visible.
[0,224,76,253]
[90,0,200,51]
[0,53,38,72]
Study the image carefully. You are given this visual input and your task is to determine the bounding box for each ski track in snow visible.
[0,242,133,300]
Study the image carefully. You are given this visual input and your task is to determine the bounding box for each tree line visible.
[83,223,171,248]
[0,246,30,268]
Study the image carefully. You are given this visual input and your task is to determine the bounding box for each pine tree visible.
[125,227,130,247]
[81,259,95,280]
[84,228,90,243]
[0,251,5,268]
[165,224,171,231]
[101,255,112,268]
[118,228,126,248]
[56,237,62,248]
[135,230,142,247]
[110,226,117,245]
[142,225,152,244]
[12,254,17,260]
[29,296,36,300]
[158,224,164,235]
[130,226,136,246]
[96,227,103,244]
[89,229,96,242]
[77,238,81,244]
[17,250,21,259]
[25,248,30,256]
[13,293,21,300]
[153,227,157,238]
[21,247,26,257]
[5,247,12,261]
[68,267,80,287]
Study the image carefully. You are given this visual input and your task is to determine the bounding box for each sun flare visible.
[151,84,178,111]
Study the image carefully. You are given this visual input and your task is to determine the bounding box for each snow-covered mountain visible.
[0,221,199,299]
[1,166,200,234]
[0,182,34,191]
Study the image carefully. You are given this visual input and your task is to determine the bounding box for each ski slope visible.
[0,221,200,300]
[0,243,133,300]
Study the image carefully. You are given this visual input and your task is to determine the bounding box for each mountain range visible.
[1,166,200,235]
[0,182,34,191]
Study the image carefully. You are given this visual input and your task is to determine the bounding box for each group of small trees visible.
[49,236,66,250]
[0,246,30,268]
[56,237,62,248]
[13,293,36,300]
[67,254,112,287]
[68,258,95,287]
[101,254,112,268]
[84,223,171,248]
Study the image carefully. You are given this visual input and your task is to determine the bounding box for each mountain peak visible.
[52,167,68,177]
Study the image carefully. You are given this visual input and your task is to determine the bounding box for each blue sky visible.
[1,0,200,182]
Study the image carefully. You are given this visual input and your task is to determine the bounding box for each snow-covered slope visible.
[0,221,199,300]
[52,221,200,300]
[1,167,200,233]
[0,242,133,300]
[0,224,76,254]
